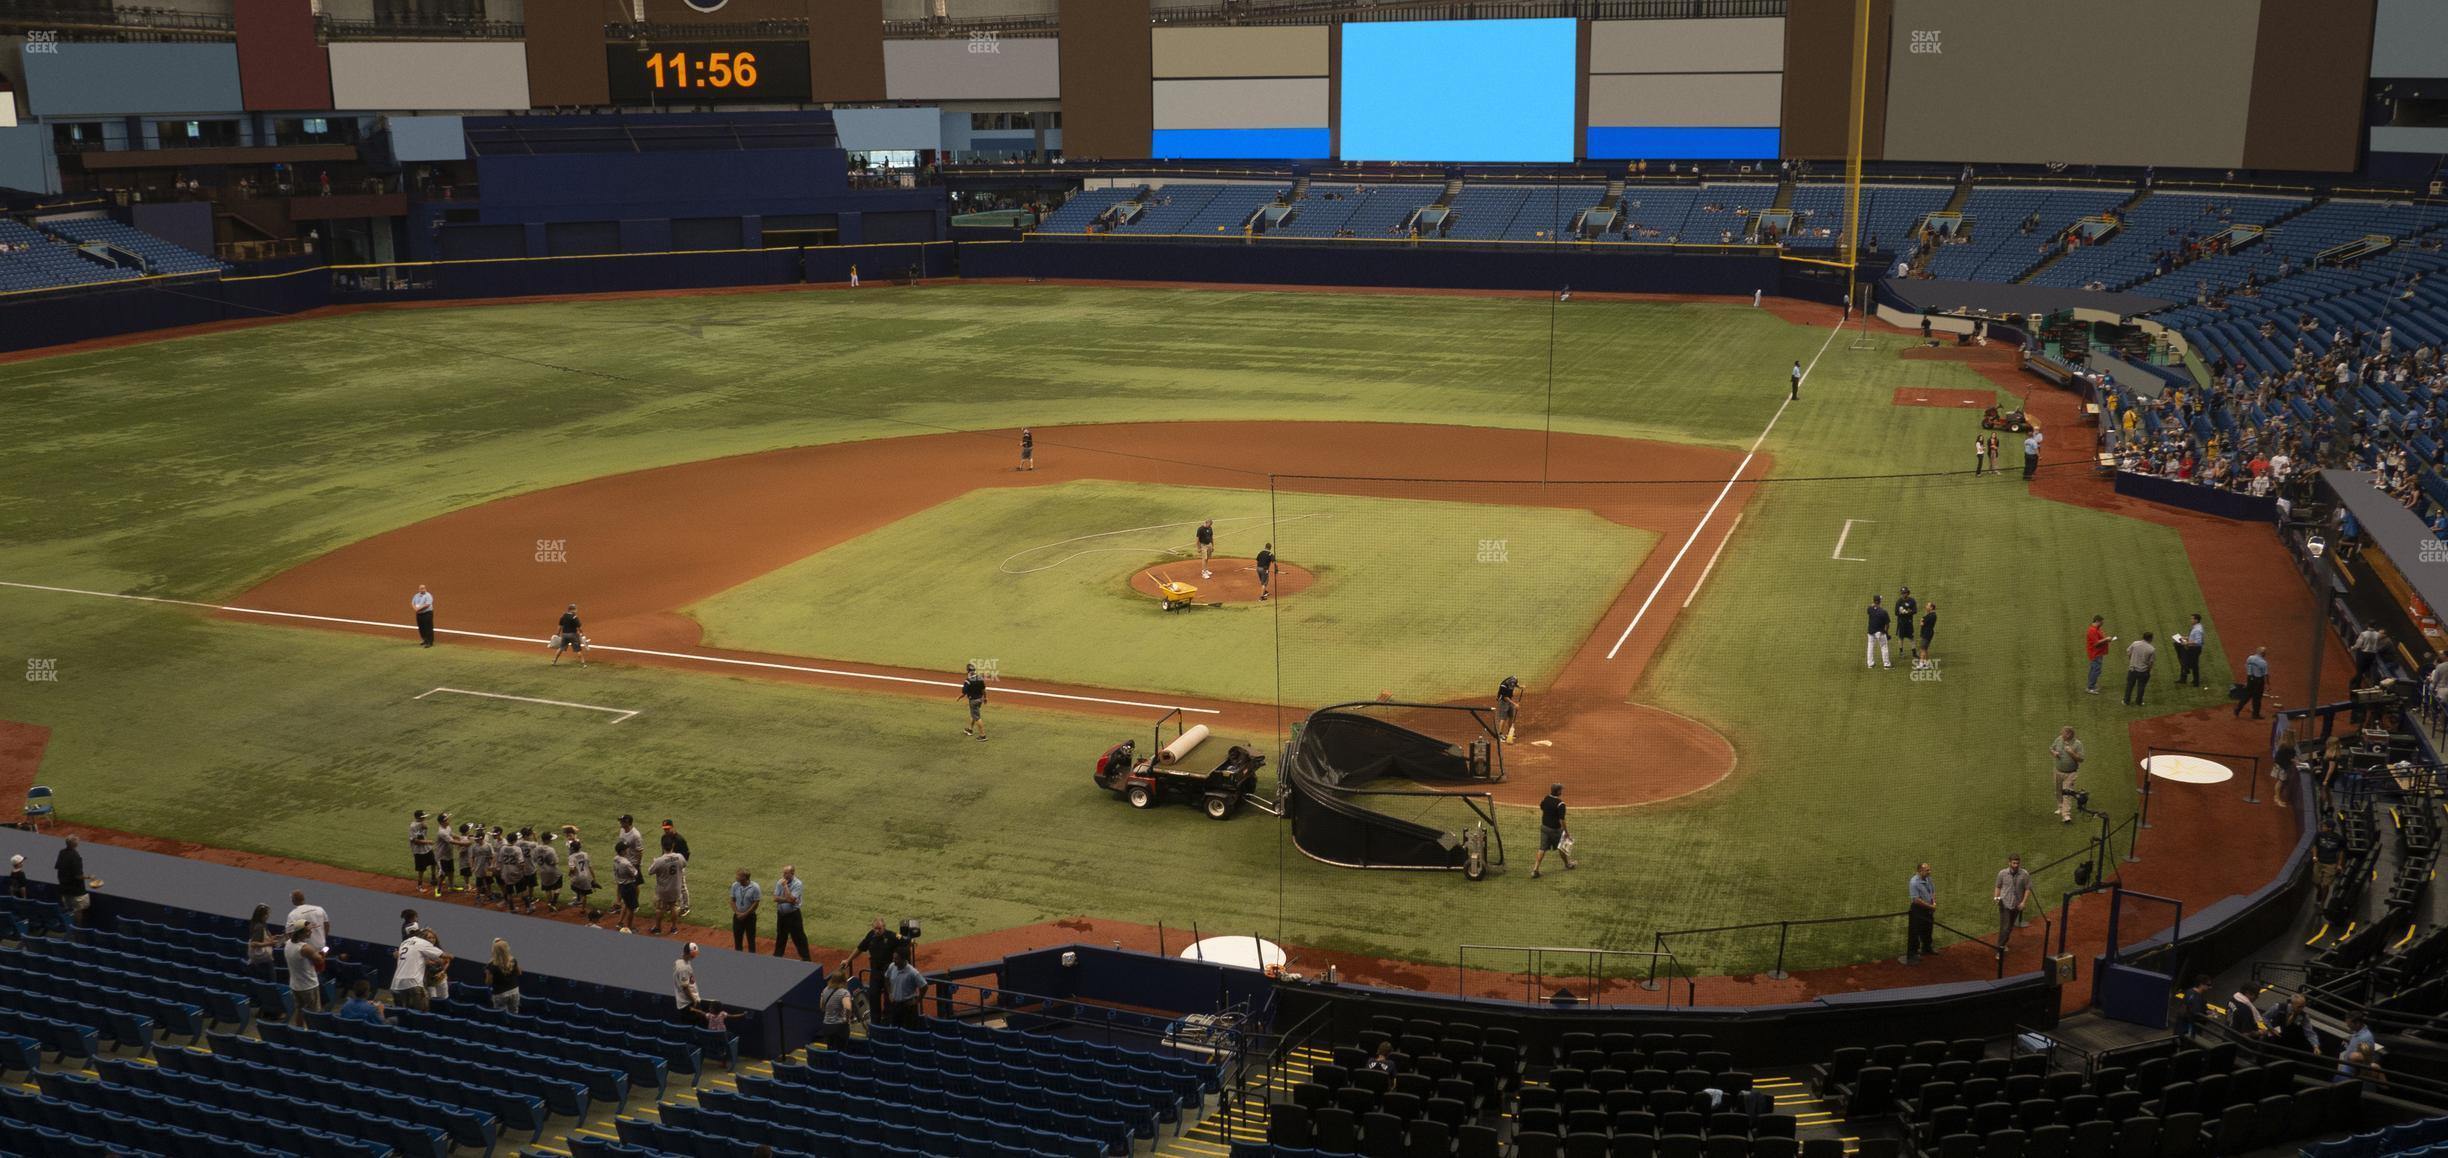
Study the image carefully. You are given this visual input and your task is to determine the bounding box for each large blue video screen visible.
[1339,19,1576,163]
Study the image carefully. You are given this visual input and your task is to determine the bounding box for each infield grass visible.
[685,480,1655,705]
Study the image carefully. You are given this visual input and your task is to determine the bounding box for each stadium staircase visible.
[1941,180,1975,216]
[2016,187,2152,284]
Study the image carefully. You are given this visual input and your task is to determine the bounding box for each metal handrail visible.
[1459,943,1690,1007]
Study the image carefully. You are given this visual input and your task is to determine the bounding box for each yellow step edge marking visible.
[2306,922,2331,946]
[572,1128,624,1141]
[2398,925,2421,949]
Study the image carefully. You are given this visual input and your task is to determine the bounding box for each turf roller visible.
[1158,724,1211,766]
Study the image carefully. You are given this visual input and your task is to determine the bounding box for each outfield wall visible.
[958,238,1782,295]
[0,242,955,355]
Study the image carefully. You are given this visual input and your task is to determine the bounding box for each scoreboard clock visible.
[606,41,812,104]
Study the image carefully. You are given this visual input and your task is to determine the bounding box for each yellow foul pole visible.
[1842,0,1872,309]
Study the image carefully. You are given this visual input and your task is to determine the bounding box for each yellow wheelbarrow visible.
[1148,570,1200,612]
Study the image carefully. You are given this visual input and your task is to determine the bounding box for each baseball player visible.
[532,828,565,912]
[1255,543,1276,602]
[495,827,531,913]
[1019,428,1035,471]
[551,603,587,667]
[1196,520,1215,580]
[1866,595,1892,669]
[468,826,498,904]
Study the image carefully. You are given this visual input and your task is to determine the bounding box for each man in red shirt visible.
[2084,616,2118,695]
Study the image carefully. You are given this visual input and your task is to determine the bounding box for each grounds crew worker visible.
[960,664,989,740]
[1496,676,1522,744]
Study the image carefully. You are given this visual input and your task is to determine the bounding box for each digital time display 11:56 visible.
[649,50,758,89]
[605,41,813,104]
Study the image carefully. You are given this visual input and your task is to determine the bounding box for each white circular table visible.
[1179,937,1288,972]
[2140,754,2234,784]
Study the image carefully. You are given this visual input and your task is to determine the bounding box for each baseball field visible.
[0,283,2229,979]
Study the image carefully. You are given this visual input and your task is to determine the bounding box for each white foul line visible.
[0,580,1220,717]
[1832,517,1872,562]
[416,686,639,724]
[1606,314,1849,660]
[1681,513,1742,610]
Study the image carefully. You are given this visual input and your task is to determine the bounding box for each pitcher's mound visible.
[1129,558,1316,606]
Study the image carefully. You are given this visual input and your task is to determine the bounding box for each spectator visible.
[246,903,279,980]
[55,835,88,926]
[1366,1041,1399,1073]
[487,938,522,1014]
[5,854,23,899]
[284,925,326,1026]
[286,889,331,957]
[820,965,856,1051]
[2340,1047,2387,1087]
[2228,986,2271,1037]
[422,926,452,1005]
[675,942,708,1018]
[2343,1013,2381,1061]
[2174,976,2213,1039]
[390,928,448,1012]
[730,868,761,954]
[335,980,386,1025]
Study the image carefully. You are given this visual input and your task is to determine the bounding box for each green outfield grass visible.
[685,480,1655,705]
[0,285,2234,974]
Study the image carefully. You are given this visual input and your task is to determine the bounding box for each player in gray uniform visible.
[613,815,645,866]
[532,831,565,912]
[467,828,497,904]
[432,813,465,894]
[647,838,687,936]
[612,851,642,934]
[408,811,436,895]
[495,828,532,913]
[566,836,597,920]
[448,821,475,892]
